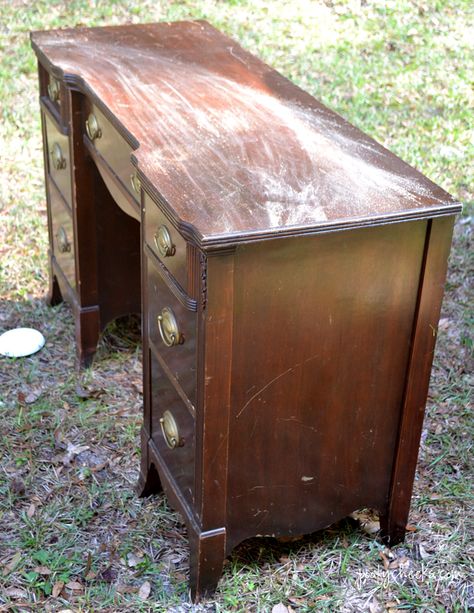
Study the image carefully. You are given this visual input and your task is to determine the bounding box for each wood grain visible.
[31,21,461,248]
[32,21,460,600]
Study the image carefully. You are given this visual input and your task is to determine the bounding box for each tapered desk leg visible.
[189,528,226,602]
[75,306,100,369]
[380,217,454,545]
[187,251,234,601]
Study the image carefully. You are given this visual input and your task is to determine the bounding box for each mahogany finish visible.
[31,21,461,601]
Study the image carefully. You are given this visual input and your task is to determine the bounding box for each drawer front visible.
[83,103,139,204]
[49,180,75,290]
[148,257,196,405]
[44,113,72,208]
[145,193,188,291]
[151,353,195,505]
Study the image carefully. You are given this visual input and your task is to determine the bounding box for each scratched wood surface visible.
[31,21,460,246]
[226,220,426,548]
[31,21,460,601]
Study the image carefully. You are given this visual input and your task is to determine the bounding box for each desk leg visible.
[76,305,101,369]
[188,251,234,601]
[189,528,226,602]
[380,217,454,545]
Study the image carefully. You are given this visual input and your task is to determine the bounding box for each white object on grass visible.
[0,328,45,358]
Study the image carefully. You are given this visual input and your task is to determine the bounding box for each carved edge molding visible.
[200,251,207,311]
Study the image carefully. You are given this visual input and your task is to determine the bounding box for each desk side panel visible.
[226,221,427,548]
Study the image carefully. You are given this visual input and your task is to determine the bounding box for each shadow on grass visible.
[229,514,367,566]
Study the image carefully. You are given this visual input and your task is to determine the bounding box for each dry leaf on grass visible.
[368,598,383,613]
[116,584,139,594]
[388,555,410,570]
[25,388,43,404]
[379,550,390,570]
[34,565,52,575]
[361,520,380,535]
[99,566,117,583]
[5,586,28,599]
[127,551,144,567]
[288,596,307,606]
[272,604,295,613]
[414,542,430,560]
[26,503,36,518]
[438,318,451,330]
[2,551,22,576]
[352,510,380,534]
[65,580,83,592]
[10,478,26,496]
[75,384,106,400]
[52,581,64,597]
[138,580,151,600]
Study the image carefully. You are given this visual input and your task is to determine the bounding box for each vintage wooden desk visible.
[31,21,461,600]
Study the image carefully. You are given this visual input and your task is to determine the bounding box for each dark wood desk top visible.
[31,21,461,247]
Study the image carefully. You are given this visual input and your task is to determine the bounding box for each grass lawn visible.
[0,1,472,611]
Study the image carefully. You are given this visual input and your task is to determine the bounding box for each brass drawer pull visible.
[157,307,182,347]
[47,77,60,102]
[154,225,175,258]
[51,143,66,170]
[130,173,141,195]
[160,410,183,449]
[56,226,71,253]
[85,113,102,141]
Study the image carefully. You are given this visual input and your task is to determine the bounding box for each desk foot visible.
[379,512,407,546]
[189,528,226,602]
[75,306,101,369]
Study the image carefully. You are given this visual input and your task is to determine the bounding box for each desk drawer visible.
[145,193,188,291]
[44,113,72,208]
[49,179,75,290]
[147,257,196,405]
[83,102,139,204]
[150,353,195,505]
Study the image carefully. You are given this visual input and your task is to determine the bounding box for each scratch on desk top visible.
[31,21,461,242]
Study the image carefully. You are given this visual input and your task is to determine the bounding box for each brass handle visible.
[51,143,66,170]
[130,173,141,195]
[47,78,60,102]
[85,113,102,141]
[160,410,182,449]
[154,225,175,258]
[157,307,182,347]
[56,226,71,253]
